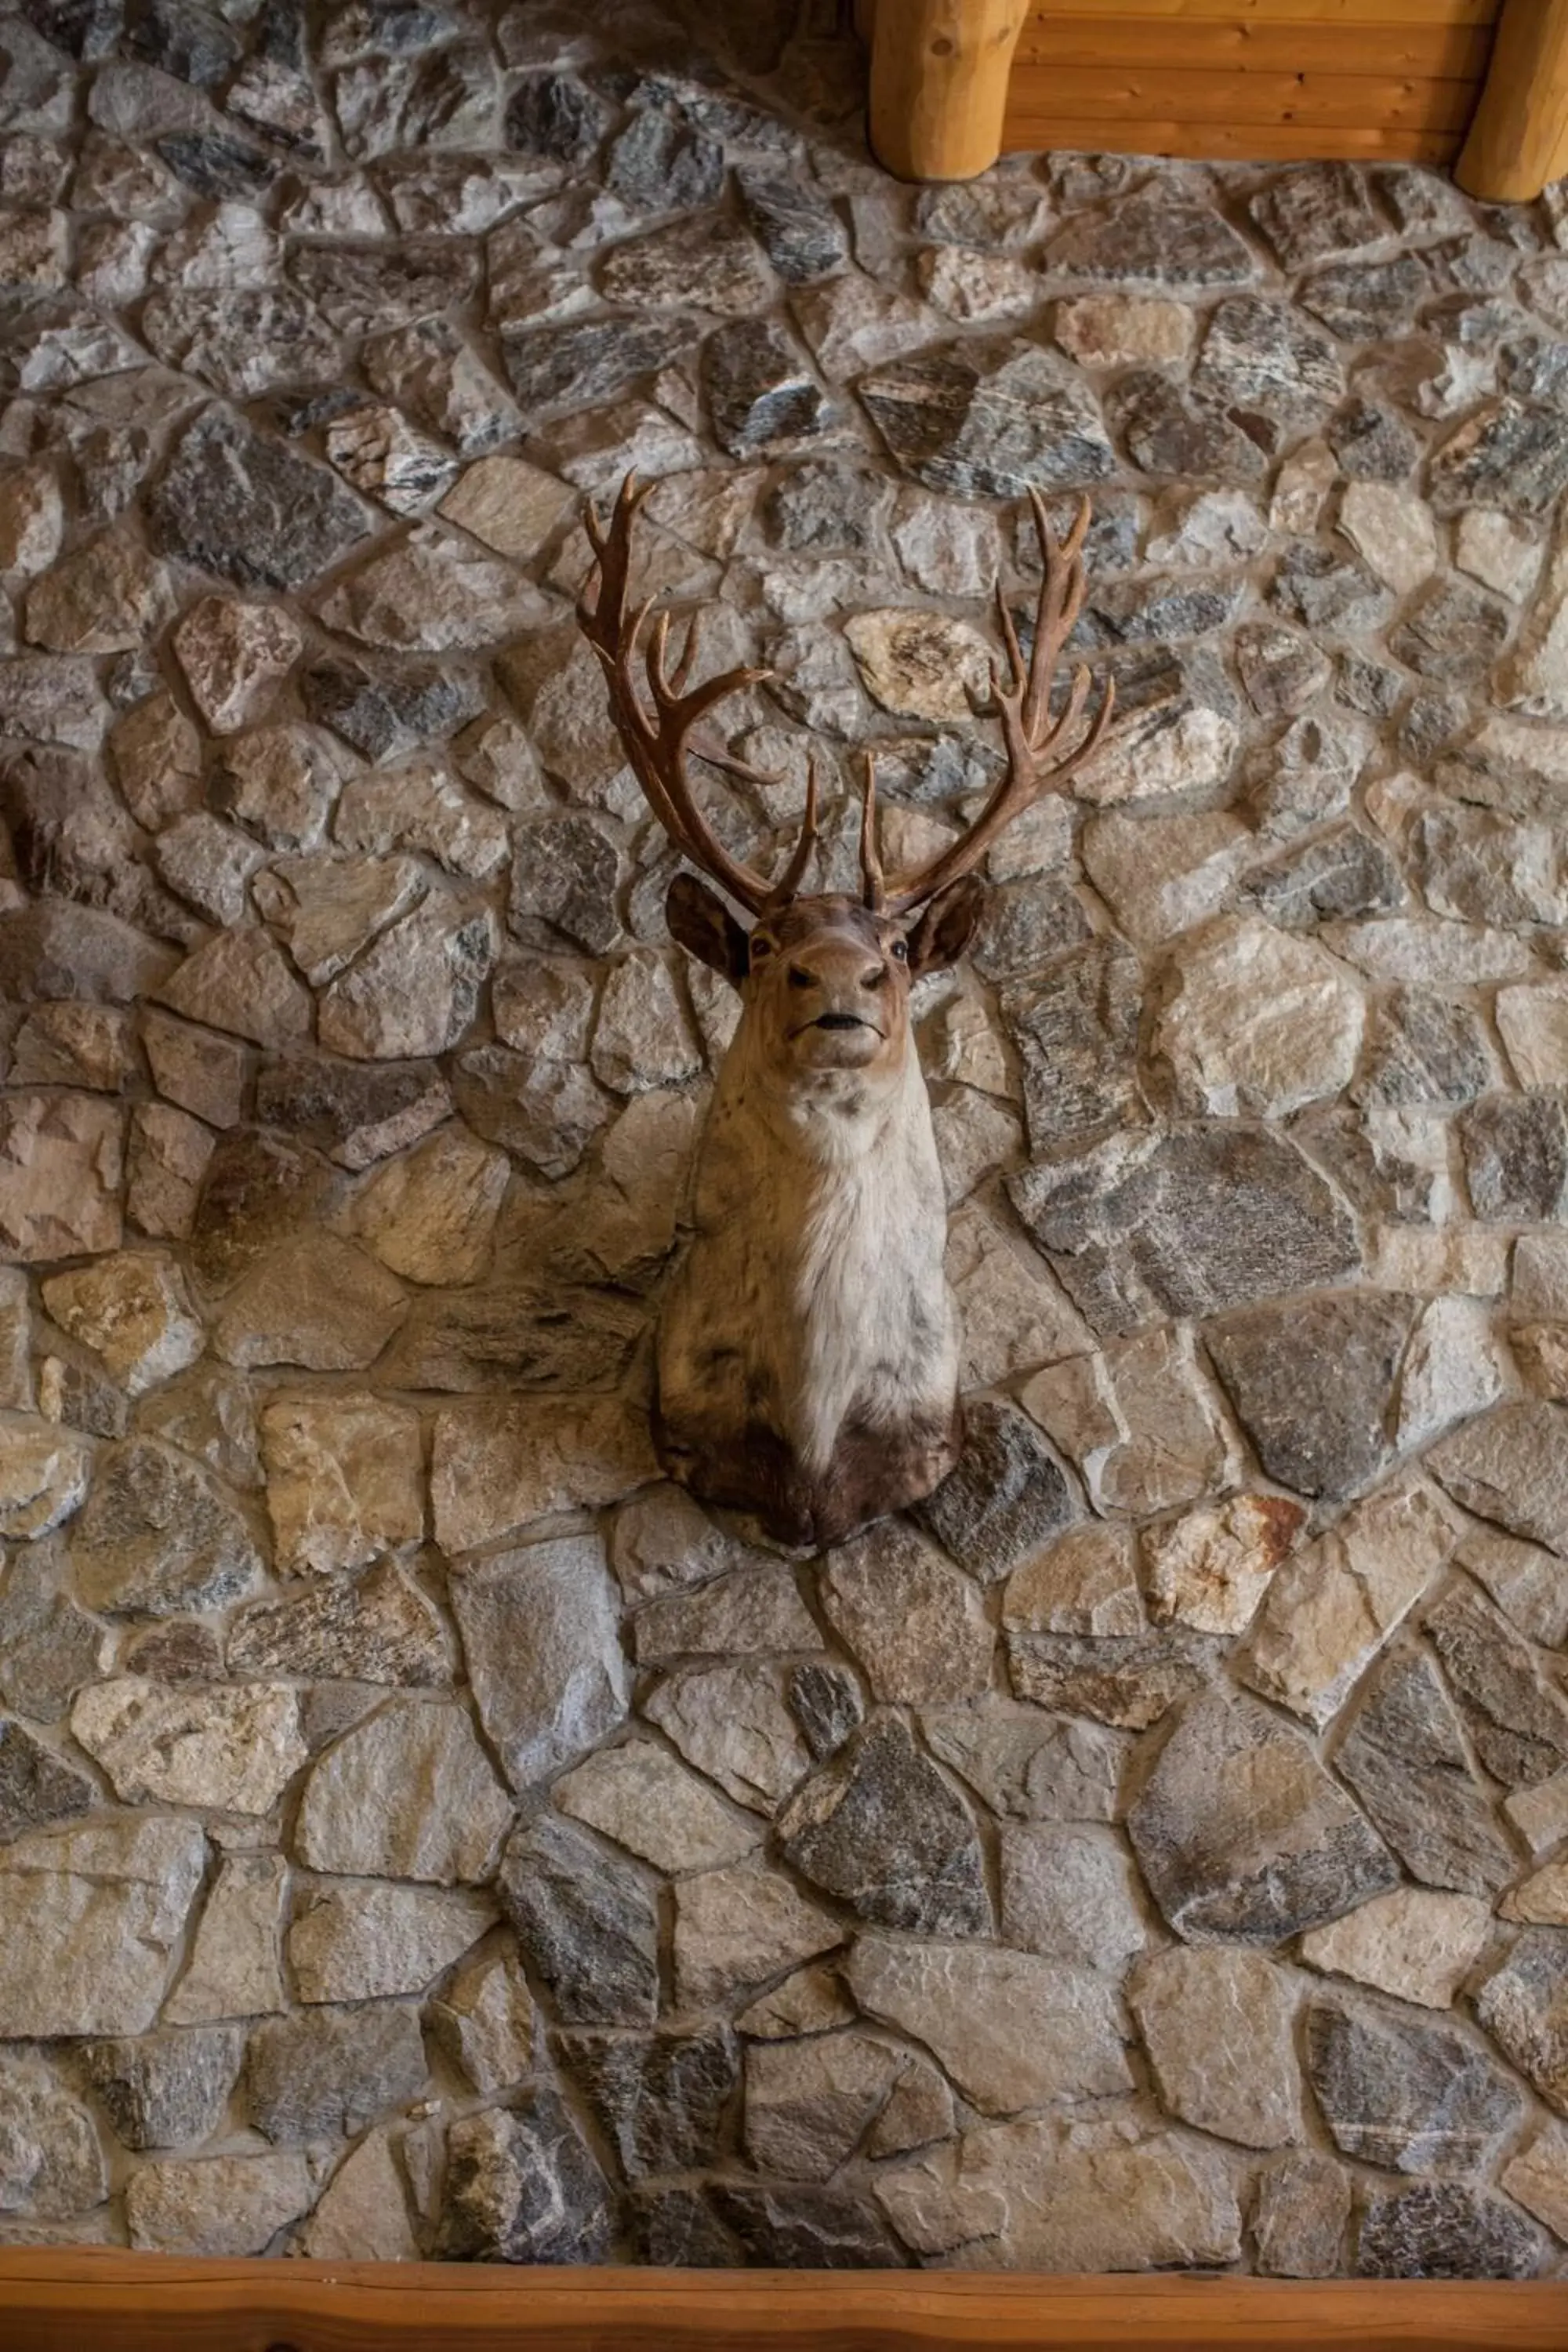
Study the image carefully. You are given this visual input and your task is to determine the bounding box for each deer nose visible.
[861,964,887,991]
[787,964,816,990]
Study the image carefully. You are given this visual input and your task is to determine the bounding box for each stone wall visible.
[1,0,1567,2279]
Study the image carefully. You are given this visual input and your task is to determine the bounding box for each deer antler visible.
[873,491,1116,916]
[578,474,817,918]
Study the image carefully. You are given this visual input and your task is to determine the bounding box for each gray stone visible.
[148,406,372,590]
[1000,938,1143,1157]
[1460,1095,1568,1221]
[777,1715,989,1937]
[71,1439,261,1617]
[303,655,486,761]
[0,1545,107,1724]
[1109,371,1268,483]
[822,1522,989,1701]
[450,1536,628,1791]
[605,102,721,210]
[503,69,608,163]
[0,2053,105,2220]
[744,2028,921,2180]
[165,1853,286,2027]
[916,1399,1077,1583]
[1127,1686,1396,1944]
[859,339,1114,499]
[1250,164,1382,268]
[0,1712,91,1846]
[253,1053,452,1172]
[80,2026,242,2151]
[1359,989,1493,1106]
[1430,397,1568,517]
[509,817,622,956]
[632,1563,817,1663]
[847,1934,1131,2115]
[644,1661,811,1815]
[1477,1930,1568,2115]
[1306,1994,1523,2174]
[502,317,688,418]
[1336,1649,1516,1896]
[564,2027,738,2176]
[1241,826,1403,927]
[0,1816,205,2038]
[229,1560,446,1686]
[1193,298,1343,420]
[318,899,494,1061]
[1390,577,1512,683]
[705,318,830,458]
[1047,191,1256,286]
[294,1697,512,1884]
[1425,1582,1568,1788]
[710,2183,900,2269]
[245,2004,427,2143]
[334,40,495,162]
[1428,1403,1568,1556]
[497,1810,657,2027]
[1205,1293,1414,1503]
[1011,1124,1359,1338]
[1253,2153,1352,2278]
[1300,252,1430,336]
[1357,2182,1547,2279]
[924,1704,1127,1822]
[739,170,847,283]
[789,1663,866,1762]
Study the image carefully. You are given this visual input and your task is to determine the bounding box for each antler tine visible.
[578,471,813,919]
[880,492,1115,917]
[859,753,884,913]
[765,753,821,908]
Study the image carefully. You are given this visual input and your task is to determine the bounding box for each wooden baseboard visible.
[2,2255,1567,2350]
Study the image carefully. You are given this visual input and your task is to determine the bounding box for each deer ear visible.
[905,875,986,976]
[666,872,750,983]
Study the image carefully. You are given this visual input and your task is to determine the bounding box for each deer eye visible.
[749,936,773,964]
[890,938,909,964]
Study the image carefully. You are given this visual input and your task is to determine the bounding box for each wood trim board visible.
[2,2256,1568,2350]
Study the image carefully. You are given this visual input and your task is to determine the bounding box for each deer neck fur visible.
[659,1010,957,1492]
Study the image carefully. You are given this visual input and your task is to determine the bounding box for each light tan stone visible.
[289,1883,495,2003]
[1131,1947,1303,2148]
[153,929,312,1050]
[165,1853,288,2024]
[1143,1493,1305,1635]
[70,1679,306,1813]
[1054,294,1196,370]
[1299,1888,1493,2008]
[945,1204,1092,1389]
[127,2152,313,2256]
[1242,1480,1455,1727]
[673,1861,842,2009]
[1503,2125,1568,2243]
[293,1697,513,1883]
[822,1519,992,1704]
[260,1392,424,1576]
[844,608,992,723]
[427,1945,534,2093]
[0,1818,206,2038]
[172,595,301,733]
[346,1123,510,1285]
[298,2130,418,2260]
[438,455,573,558]
[1155,915,1364,1121]
[0,1092,122,1262]
[128,1103,215,1240]
[0,1418,90,1539]
[1004,1526,1143,1639]
[430,1395,655,1553]
[40,1251,201,1395]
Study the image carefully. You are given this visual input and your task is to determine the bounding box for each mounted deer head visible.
[578,474,1114,1549]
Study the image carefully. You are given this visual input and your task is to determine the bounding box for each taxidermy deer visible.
[578,476,1114,1549]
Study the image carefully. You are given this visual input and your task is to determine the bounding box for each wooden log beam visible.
[1457,0,1568,200]
[3,2257,1568,2350]
[867,0,1029,181]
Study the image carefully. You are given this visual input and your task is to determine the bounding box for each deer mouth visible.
[793,1011,884,1039]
